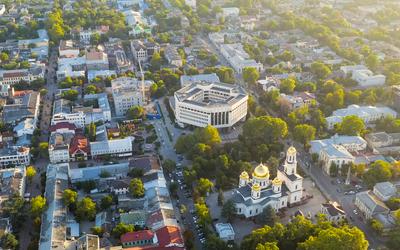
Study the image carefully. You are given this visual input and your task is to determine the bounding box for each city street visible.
[293,141,383,248]
[151,101,206,249]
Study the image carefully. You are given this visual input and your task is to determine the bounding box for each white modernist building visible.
[111,77,150,117]
[174,82,248,128]
[231,147,303,218]
[326,105,397,129]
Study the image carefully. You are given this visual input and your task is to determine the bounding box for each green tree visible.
[298,226,368,250]
[26,166,37,183]
[2,194,26,230]
[293,124,316,147]
[204,235,230,250]
[256,205,278,226]
[217,189,224,206]
[87,122,96,141]
[280,78,296,94]
[151,51,162,70]
[363,160,393,188]
[84,84,98,94]
[243,67,260,85]
[163,159,176,173]
[369,219,383,235]
[100,195,113,210]
[196,178,213,197]
[365,53,379,70]
[311,62,332,79]
[337,115,365,136]
[0,52,9,62]
[112,222,135,238]
[61,89,79,101]
[221,199,236,223]
[129,178,145,198]
[193,125,221,146]
[62,189,78,207]
[256,242,279,250]
[30,195,47,217]
[91,226,104,237]
[0,233,18,250]
[39,142,49,158]
[126,105,145,120]
[76,197,97,221]
[195,202,211,225]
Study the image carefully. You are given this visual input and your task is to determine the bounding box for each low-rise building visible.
[69,134,90,161]
[365,132,400,154]
[90,137,133,158]
[180,73,220,87]
[215,223,235,242]
[52,99,86,128]
[320,201,346,223]
[257,76,280,92]
[373,182,397,202]
[355,190,390,219]
[86,49,109,71]
[279,92,316,110]
[164,45,183,67]
[0,146,30,168]
[76,26,109,44]
[130,40,160,63]
[59,40,79,58]
[0,66,45,85]
[38,163,69,250]
[2,91,40,125]
[310,135,367,154]
[218,7,240,19]
[318,144,355,175]
[340,65,385,87]
[219,43,263,73]
[326,105,397,130]
[82,93,112,124]
[121,230,156,248]
[174,82,248,128]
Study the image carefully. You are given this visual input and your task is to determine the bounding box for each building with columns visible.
[174,82,248,128]
[231,147,304,218]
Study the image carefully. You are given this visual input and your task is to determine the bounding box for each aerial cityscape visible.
[0,0,400,249]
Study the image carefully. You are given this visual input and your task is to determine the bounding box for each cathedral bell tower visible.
[284,146,297,175]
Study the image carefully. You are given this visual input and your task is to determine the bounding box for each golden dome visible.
[287,146,297,155]
[252,183,261,191]
[240,171,249,179]
[272,177,282,186]
[253,163,270,178]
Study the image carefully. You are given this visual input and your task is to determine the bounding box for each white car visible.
[353,209,358,215]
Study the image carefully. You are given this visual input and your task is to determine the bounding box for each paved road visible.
[293,141,383,249]
[19,49,58,250]
[151,101,206,249]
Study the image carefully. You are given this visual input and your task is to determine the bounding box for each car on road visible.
[353,209,358,215]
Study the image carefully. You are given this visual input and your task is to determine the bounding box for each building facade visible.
[111,77,148,117]
[174,82,248,128]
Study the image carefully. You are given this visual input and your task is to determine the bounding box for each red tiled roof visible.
[156,226,183,248]
[121,230,154,244]
[49,122,77,132]
[69,134,90,155]
[13,90,33,97]
[3,71,28,78]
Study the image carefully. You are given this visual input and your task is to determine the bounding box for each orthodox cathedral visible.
[231,147,304,218]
